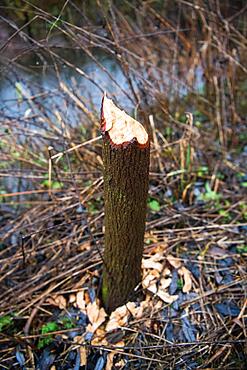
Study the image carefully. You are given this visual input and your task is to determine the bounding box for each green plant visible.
[197,166,208,177]
[218,209,231,221]
[42,179,63,190]
[59,316,76,329]
[0,315,13,331]
[239,202,247,221]
[15,82,24,103]
[37,316,76,349]
[148,198,161,212]
[87,197,103,214]
[236,245,247,254]
[177,278,183,290]
[199,182,221,202]
[38,321,59,349]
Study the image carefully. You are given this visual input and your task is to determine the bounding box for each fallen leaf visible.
[91,328,108,346]
[178,266,192,293]
[78,241,91,252]
[161,267,171,277]
[54,295,66,309]
[86,301,107,333]
[115,359,126,368]
[156,289,178,304]
[127,300,149,320]
[152,299,164,312]
[142,273,158,296]
[69,294,76,304]
[208,246,232,256]
[105,341,125,370]
[106,352,115,370]
[160,277,172,290]
[125,302,137,315]
[143,275,178,303]
[84,291,91,305]
[167,255,182,269]
[215,301,240,317]
[46,295,66,309]
[79,347,87,366]
[16,349,25,367]
[94,356,105,370]
[181,314,197,342]
[76,291,86,312]
[106,305,128,332]
[73,335,84,344]
[142,271,158,290]
[142,258,163,272]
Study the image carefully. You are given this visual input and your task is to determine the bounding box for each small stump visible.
[101,94,150,312]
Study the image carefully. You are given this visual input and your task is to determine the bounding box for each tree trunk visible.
[101,94,150,313]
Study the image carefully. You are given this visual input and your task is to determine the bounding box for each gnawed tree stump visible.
[101,94,150,312]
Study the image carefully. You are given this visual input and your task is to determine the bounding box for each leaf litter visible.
[0,1,247,368]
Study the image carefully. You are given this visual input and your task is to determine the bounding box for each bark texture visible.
[101,97,150,313]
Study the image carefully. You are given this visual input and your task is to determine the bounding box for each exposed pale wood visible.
[101,94,148,146]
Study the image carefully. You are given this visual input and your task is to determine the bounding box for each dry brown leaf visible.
[129,301,148,319]
[46,295,66,309]
[115,359,126,368]
[143,274,178,304]
[125,302,137,315]
[69,294,76,304]
[142,258,163,272]
[79,346,87,366]
[73,335,84,344]
[127,300,149,319]
[147,283,158,296]
[54,295,66,309]
[142,271,158,290]
[84,291,91,305]
[167,254,182,269]
[76,291,86,312]
[106,305,128,332]
[106,351,115,370]
[178,266,192,293]
[143,270,172,297]
[86,301,107,333]
[91,328,108,345]
[156,289,178,304]
[78,241,91,252]
[106,341,125,370]
[160,277,172,290]
[153,300,164,311]
[161,267,171,277]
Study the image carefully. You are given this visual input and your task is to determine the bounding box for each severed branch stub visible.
[101,94,150,313]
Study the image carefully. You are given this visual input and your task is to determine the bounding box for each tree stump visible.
[101,94,150,312]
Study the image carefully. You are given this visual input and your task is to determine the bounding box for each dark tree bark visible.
[101,94,150,313]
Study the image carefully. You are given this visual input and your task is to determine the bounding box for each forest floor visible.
[0,1,246,369]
